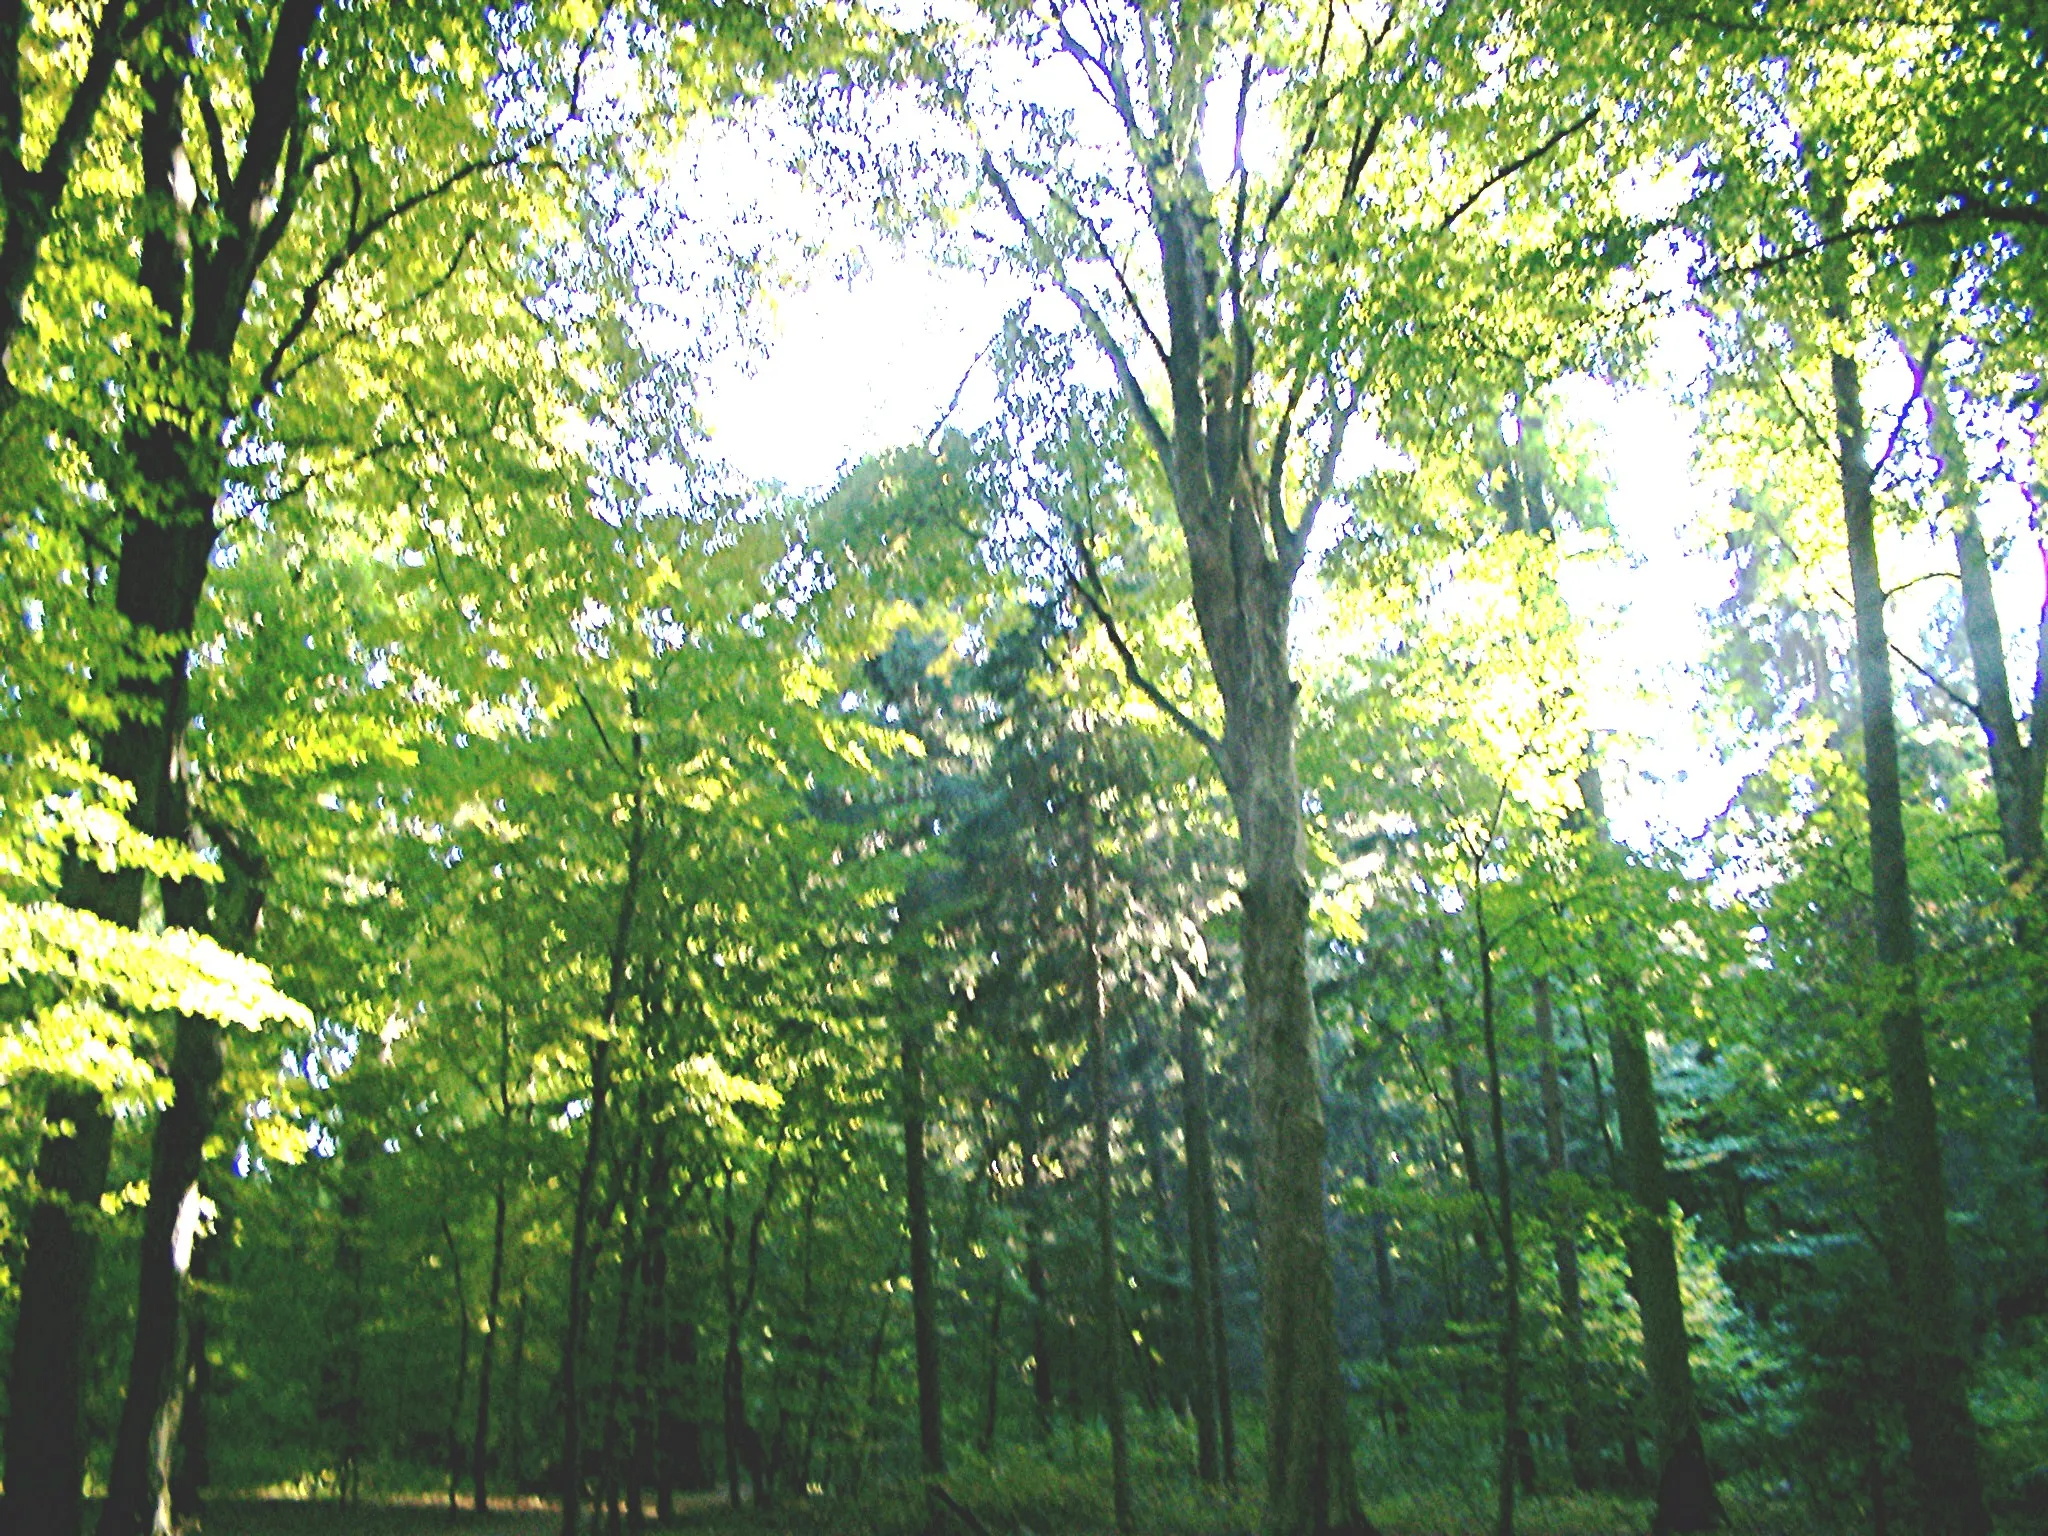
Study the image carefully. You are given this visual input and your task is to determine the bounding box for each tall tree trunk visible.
[475,1007,516,1512]
[1582,765,1721,1533]
[1179,1006,1223,1484]
[643,1229,670,1523]
[169,1191,226,1523]
[442,1220,473,1514]
[1475,893,1523,1536]
[1232,697,1364,1535]
[2,1085,115,1536]
[1435,970,1498,1284]
[1140,1084,1186,1417]
[718,1148,783,1510]
[980,1288,1005,1456]
[1023,1059,1055,1436]
[1829,336,1989,1536]
[563,735,646,1536]
[1358,1075,1406,1440]
[1534,975,1593,1491]
[629,1140,669,1533]
[99,818,266,1536]
[15,11,320,1531]
[1943,438,2048,1162]
[1083,812,1133,1533]
[1210,1196,1238,1487]
[900,954,945,1494]
[601,1186,643,1536]
[506,1292,529,1494]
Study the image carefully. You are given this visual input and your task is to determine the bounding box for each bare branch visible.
[1892,641,1984,726]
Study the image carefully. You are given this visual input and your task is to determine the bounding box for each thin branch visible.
[1706,197,2048,290]
[925,336,994,450]
[1069,536,1223,763]
[1891,641,1984,725]
[1873,310,1950,478]
[1281,385,1353,582]
[252,150,518,406]
[1777,371,1838,462]
[257,223,481,407]
[1050,184,1171,372]
[575,684,631,778]
[1438,106,1598,234]
[981,150,1173,466]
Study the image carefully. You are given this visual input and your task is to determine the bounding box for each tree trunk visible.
[1944,454,2048,1163]
[508,1293,530,1496]
[646,1233,671,1522]
[169,1192,225,1523]
[1209,1159,1238,1488]
[563,738,646,1536]
[1232,701,1365,1535]
[16,11,320,1530]
[601,1186,643,1536]
[1534,975,1594,1490]
[1179,1006,1223,1483]
[475,1007,515,1512]
[1140,1084,1185,1417]
[97,810,256,1536]
[902,1009,946,1487]
[722,1295,747,1509]
[1475,895,1523,1536]
[630,1156,669,1532]
[1083,813,1134,1533]
[1358,1076,1406,1440]
[980,1289,1004,1455]
[2,1086,116,1536]
[442,1220,473,1514]
[1023,1059,1055,1436]
[1580,765,1721,1533]
[1830,339,1989,1536]
[97,1022,220,1536]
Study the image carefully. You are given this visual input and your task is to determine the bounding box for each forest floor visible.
[188,1485,1815,1536]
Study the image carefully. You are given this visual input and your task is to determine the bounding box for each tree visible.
[967,6,1646,1524]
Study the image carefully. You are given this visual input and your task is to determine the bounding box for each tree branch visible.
[1069,536,1223,764]
[981,149,1174,466]
[1438,105,1598,234]
[1050,184,1170,373]
[1891,641,1984,726]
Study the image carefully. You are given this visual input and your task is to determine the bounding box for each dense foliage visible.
[0,4,2044,1536]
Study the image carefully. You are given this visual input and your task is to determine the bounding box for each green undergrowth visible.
[187,1481,1805,1536]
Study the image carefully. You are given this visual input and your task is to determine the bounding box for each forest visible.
[0,3,2043,1536]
